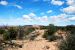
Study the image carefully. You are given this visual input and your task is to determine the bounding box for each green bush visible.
[3,31,10,40]
[43,24,57,40]
[59,32,75,50]
[0,29,5,34]
[8,27,17,40]
[48,24,57,35]
[25,28,35,35]
[3,27,17,40]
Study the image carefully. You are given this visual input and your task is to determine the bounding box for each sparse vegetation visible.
[59,25,75,50]
[0,24,75,50]
[43,24,57,41]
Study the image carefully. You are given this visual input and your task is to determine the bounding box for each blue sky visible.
[0,0,75,26]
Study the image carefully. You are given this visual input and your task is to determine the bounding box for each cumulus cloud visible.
[66,0,75,6]
[50,14,68,22]
[47,10,52,13]
[22,13,48,22]
[0,1,8,5]
[23,15,32,21]
[51,0,64,6]
[22,13,37,21]
[61,0,75,14]
[49,13,75,26]
[68,17,75,21]
[23,13,75,25]
[60,0,75,23]
[49,13,73,26]
[41,16,48,22]
[62,5,75,14]
[37,16,48,22]
[27,13,36,20]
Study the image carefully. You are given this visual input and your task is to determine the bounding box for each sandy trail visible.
[17,30,59,50]
[8,30,59,50]
[17,40,58,50]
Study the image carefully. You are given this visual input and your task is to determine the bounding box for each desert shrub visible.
[25,28,35,35]
[59,31,75,50]
[47,24,57,35]
[66,25,75,34]
[0,29,5,34]
[40,26,48,29]
[3,31,10,40]
[43,24,57,40]
[8,27,17,40]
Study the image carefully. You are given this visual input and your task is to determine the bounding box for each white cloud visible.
[50,14,67,18]
[51,0,64,6]
[0,13,48,26]
[22,13,48,22]
[22,13,37,22]
[49,13,75,26]
[37,16,48,22]
[49,14,70,25]
[68,17,75,21]
[0,1,23,9]
[14,5,23,9]
[0,1,8,5]
[40,10,52,15]
[47,10,52,13]
[23,15,32,21]
[62,5,75,14]
[66,0,75,6]
[49,13,72,26]
[41,16,48,22]
[28,13,36,17]
[61,0,75,14]
[1,13,75,26]
[22,13,75,25]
